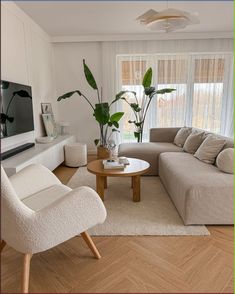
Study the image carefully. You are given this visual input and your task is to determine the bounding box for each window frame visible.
[116,52,233,142]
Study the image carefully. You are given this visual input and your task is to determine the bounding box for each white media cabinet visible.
[2,135,76,176]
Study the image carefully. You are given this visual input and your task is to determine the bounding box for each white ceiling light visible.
[136,7,199,33]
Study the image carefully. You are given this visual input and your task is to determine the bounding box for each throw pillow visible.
[183,131,205,154]
[174,127,192,147]
[194,135,226,164]
[216,148,234,174]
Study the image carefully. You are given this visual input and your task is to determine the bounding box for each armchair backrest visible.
[1,166,33,248]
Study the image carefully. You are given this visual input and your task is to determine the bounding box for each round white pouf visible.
[64,143,87,167]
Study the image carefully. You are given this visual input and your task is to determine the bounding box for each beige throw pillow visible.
[216,148,234,174]
[183,131,205,154]
[174,127,192,147]
[194,135,226,164]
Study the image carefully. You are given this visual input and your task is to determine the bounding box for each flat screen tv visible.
[1,80,34,138]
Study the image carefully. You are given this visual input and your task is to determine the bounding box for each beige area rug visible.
[68,168,210,236]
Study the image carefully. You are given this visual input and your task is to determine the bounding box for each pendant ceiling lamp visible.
[136,2,199,33]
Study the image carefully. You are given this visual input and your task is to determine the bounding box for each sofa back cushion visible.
[216,148,234,174]
[192,128,234,150]
[174,127,192,147]
[183,131,205,154]
[194,135,226,164]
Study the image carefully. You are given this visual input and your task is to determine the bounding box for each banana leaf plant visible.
[57,59,124,148]
[115,68,176,142]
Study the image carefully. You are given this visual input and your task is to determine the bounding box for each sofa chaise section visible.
[118,128,183,175]
[159,152,234,225]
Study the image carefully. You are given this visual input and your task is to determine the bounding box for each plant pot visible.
[97,146,110,159]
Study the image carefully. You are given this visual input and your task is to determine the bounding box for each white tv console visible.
[2,135,75,176]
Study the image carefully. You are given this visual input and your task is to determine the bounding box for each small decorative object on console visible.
[36,136,54,144]
[42,113,57,138]
[58,121,70,135]
[41,103,53,114]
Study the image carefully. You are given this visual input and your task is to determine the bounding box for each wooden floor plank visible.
[1,163,233,293]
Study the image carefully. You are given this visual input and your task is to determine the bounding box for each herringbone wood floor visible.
[1,160,234,293]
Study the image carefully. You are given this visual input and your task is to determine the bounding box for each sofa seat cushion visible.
[159,152,233,225]
[22,184,72,211]
[118,142,183,175]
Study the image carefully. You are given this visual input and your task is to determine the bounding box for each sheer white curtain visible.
[101,39,234,144]
[190,54,230,134]
[154,54,189,128]
[220,55,234,137]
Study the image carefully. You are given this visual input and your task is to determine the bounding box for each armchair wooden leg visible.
[80,231,101,259]
[0,240,6,252]
[22,253,32,293]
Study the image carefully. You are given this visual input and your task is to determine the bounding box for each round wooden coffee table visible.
[87,158,150,202]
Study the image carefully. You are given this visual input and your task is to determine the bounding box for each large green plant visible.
[115,68,176,142]
[57,60,124,148]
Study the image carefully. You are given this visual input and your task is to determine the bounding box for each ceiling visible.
[15,1,233,37]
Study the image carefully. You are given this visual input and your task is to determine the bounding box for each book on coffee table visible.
[103,160,125,170]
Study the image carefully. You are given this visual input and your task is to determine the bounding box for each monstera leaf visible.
[144,87,155,96]
[13,90,32,99]
[111,90,136,105]
[156,88,176,94]
[0,113,14,123]
[83,59,98,90]
[130,103,141,112]
[57,90,82,101]
[142,68,152,88]
[110,112,124,123]
[94,103,110,125]
[1,81,9,89]
[94,139,100,146]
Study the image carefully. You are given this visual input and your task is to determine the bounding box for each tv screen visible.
[1,80,34,138]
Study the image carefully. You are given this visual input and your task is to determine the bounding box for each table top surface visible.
[87,158,150,177]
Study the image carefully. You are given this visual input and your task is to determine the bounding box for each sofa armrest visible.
[149,127,181,142]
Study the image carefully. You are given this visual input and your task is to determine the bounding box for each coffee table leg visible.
[104,176,107,189]
[96,175,105,201]
[132,175,140,202]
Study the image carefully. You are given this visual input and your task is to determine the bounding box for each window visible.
[117,53,233,142]
[155,58,188,128]
[120,60,149,142]
[192,58,225,133]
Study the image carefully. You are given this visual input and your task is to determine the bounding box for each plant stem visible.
[80,93,95,110]
[140,95,156,141]
[104,124,109,146]
[5,94,16,117]
[97,88,101,104]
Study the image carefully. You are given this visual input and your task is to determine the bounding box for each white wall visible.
[1,2,57,152]
[54,42,102,153]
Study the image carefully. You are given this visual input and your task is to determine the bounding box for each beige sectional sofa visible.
[118,127,234,225]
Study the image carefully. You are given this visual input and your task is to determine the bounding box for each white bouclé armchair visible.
[1,164,107,293]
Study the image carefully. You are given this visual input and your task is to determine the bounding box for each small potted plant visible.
[57,59,124,159]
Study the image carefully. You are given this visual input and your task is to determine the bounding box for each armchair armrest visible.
[149,127,181,143]
[9,164,61,199]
